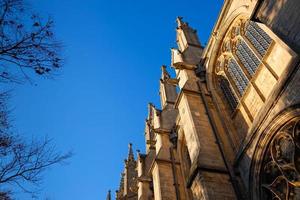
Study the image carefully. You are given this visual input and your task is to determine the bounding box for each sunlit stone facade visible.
[112,0,300,199]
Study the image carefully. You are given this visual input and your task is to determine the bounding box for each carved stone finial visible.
[128,143,134,161]
[176,16,183,26]
[176,16,188,28]
[161,65,170,80]
[106,190,111,200]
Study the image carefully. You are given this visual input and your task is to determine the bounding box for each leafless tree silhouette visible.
[0,0,63,83]
[0,93,72,198]
[0,1,69,198]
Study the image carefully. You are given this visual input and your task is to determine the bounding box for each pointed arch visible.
[250,105,300,199]
[235,39,261,77]
[218,75,239,111]
[226,57,249,96]
[244,21,273,57]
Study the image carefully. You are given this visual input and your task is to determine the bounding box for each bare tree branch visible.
[0,0,63,84]
[0,1,68,199]
[0,94,72,198]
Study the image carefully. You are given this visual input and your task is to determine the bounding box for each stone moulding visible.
[250,105,300,199]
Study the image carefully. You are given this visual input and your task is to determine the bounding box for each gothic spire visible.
[172,17,202,68]
[116,172,125,199]
[161,65,170,81]
[127,143,134,161]
[106,190,111,200]
[176,16,188,28]
[159,65,178,109]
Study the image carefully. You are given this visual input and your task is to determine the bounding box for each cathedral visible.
[109,0,300,199]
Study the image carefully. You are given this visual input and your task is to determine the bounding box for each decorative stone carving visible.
[260,119,300,200]
[129,176,138,194]
[215,55,226,74]
[222,39,232,53]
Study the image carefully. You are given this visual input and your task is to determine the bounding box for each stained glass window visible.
[245,21,272,57]
[219,76,239,111]
[227,58,249,96]
[236,40,260,76]
[219,20,273,111]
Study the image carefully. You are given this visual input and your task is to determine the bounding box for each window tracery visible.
[260,118,300,200]
[216,19,273,112]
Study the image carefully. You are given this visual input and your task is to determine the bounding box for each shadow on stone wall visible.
[235,63,300,199]
[255,0,300,53]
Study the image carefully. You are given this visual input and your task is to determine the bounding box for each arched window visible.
[260,118,300,199]
[227,58,249,96]
[219,76,239,111]
[245,21,273,57]
[218,20,273,112]
[180,136,191,178]
[236,39,260,76]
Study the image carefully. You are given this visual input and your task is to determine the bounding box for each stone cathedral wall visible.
[114,0,300,199]
[256,0,300,53]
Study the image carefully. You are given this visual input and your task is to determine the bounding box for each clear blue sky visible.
[9,0,223,199]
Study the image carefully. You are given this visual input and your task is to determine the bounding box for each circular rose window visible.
[260,119,300,199]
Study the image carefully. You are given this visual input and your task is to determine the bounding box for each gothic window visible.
[218,20,273,112]
[227,58,249,96]
[236,40,261,76]
[219,76,239,111]
[181,138,191,178]
[245,21,273,57]
[260,119,300,199]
